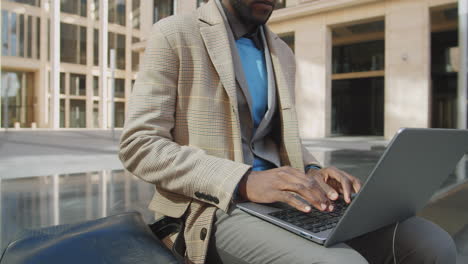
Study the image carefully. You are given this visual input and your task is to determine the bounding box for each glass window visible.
[60,98,65,128]
[93,0,99,20]
[92,101,99,128]
[60,0,87,17]
[332,77,384,136]
[153,0,173,23]
[275,0,286,9]
[278,32,294,53]
[60,72,65,94]
[114,102,125,128]
[93,76,99,97]
[7,0,41,6]
[332,40,384,74]
[10,12,17,56]
[27,15,32,58]
[70,74,86,96]
[36,17,40,59]
[132,51,139,72]
[79,26,86,64]
[109,0,126,26]
[197,0,208,7]
[60,23,86,65]
[19,14,25,57]
[94,29,99,66]
[69,100,86,128]
[114,78,125,98]
[108,32,126,70]
[1,71,35,128]
[2,10,8,56]
[132,0,140,29]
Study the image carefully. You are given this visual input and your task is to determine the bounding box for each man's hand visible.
[238,166,332,213]
[307,167,362,204]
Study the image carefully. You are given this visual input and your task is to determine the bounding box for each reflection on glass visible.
[10,13,17,56]
[70,74,86,96]
[2,11,8,56]
[60,23,87,65]
[132,51,139,72]
[94,29,99,66]
[60,72,65,94]
[109,0,126,26]
[60,0,87,17]
[93,76,99,97]
[115,78,125,98]
[7,0,41,6]
[332,77,384,136]
[108,32,126,70]
[69,100,86,128]
[60,99,65,128]
[115,102,125,128]
[332,40,384,74]
[431,30,458,129]
[153,0,173,23]
[93,101,99,128]
[0,170,155,254]
[19,14,25,57]
[1,71,35,128]
[132,0,140,29]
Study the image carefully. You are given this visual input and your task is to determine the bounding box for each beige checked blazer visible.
[119,1,319,263]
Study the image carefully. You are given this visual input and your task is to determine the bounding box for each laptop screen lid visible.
[325,128,468,247]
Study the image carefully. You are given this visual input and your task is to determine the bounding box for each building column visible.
[295,22,331,139]
[99,0,108,129]
[50,0,61,129]
[125,0,132,118]
[384,1,431,138]
[140,0,154,40]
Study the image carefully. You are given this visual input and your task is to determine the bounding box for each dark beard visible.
[229,0,273,25]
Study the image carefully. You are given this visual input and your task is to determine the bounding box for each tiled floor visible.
[1,149,467,262]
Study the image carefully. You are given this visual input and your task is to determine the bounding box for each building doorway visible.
[1,70,36,128]
[331,19,385,136]
[430,6,458,129]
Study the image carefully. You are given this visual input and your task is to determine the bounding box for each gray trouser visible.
[206,207,456,264]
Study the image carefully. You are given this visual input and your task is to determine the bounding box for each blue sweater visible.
[236,37,274,171]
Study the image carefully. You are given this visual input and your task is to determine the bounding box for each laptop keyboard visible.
[268,200,349,233]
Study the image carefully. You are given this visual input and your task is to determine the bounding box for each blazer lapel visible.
[198,1,239,110]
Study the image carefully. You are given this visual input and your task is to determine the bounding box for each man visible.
[119,0,456,263]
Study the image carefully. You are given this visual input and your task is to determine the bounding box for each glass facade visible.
[332,77,384,136]
[115,78,125,98]
[275,0,286,9]
[108,32,126,70]
[0,11,41,59]
[60,0,87,17]
[1,71,35,128]
[153,0,174,23]
[60,23,87,65]
[7,0,41,6]
[109,0,126,26]
[115,102,125,128]
[132,0,140,29]
[331,20,385,136]
[70,74,86,96]
[69,100,86,128]
[332,40,384,74]
[92,101,99,128]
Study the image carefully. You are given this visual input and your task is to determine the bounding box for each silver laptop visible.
[237,128,468,247]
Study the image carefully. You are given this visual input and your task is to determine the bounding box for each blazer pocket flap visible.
[148,188,191,218]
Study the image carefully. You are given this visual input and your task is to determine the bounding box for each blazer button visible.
[200,228,207,241]
[213,197,219,204]
[195,192,202,198]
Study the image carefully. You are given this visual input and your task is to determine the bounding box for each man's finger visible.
[314,175,339,201]
[328,169,352,203]
[279,191,312,213]
[341,170,362,194]
[280,182,329,211]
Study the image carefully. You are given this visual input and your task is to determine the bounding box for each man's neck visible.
[220,0,256,34]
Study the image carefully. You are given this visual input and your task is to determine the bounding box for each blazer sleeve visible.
[119,23,250,212]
